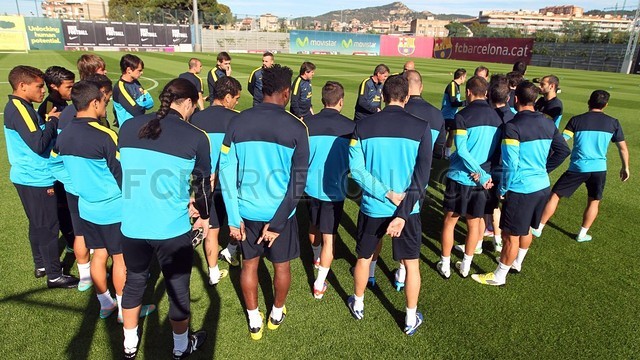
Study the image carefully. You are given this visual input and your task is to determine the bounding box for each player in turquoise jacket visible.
[219,64,309,340]
[112,54,154,127]
[439,76,503,280]
[473,81,569,287]
[304,81,354,300]
[533,90,629,242]
[348,75,432,336]
[4,65,78,288]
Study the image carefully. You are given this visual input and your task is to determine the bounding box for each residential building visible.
[477,6,631,34]
[42,0,108,20]
[259,13,279,32]
[411,18,450,37]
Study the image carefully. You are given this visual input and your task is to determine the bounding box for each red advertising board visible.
[433,37,534,64]
[380,35,434,58]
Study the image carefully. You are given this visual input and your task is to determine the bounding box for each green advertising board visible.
[25,17,64,50]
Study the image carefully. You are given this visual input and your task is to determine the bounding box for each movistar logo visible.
[341,39,353,48]
[296,37,309,47]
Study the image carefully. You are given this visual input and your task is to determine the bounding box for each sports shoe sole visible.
[576,235,593,243]
[471,273,506,286]
[77,280,93,292]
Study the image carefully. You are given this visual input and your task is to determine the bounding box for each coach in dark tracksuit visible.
[348,75,432,336]
[219,64,309,340]
[290,61,315,119]
[119,78,210,358]
[354,64,389,121]
[3,65,78,288]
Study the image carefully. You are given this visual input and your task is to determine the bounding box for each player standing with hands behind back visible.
[219,64,309,340]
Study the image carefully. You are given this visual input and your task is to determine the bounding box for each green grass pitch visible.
[0,51,638,359]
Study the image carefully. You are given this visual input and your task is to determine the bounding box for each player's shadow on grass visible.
[545,220,574,239]
[228,257,275,316]
[63,258,164,359]
[192,250,221,359]
[418,196,468,272]
[0,285,122,360]
[363,257,406,331]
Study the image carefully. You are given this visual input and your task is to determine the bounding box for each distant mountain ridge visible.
[292,2,473,24]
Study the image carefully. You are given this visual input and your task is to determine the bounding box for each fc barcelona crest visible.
[397,37,415,56]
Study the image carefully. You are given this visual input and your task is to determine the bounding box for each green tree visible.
[534,29,560,43]
[445,22,469,37]
[108,0,230,25]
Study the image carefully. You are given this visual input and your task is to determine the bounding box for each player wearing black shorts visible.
[51,74,113,291]
[348,75,432,336]
[304,81,354,299]
[473,81,570,287]
[533,90,629,242]
[219,65,309,340]
[482,75,516,253]
[191,76,242,284]
[55,80,156,323]
[119,78,210,358]
[439,76,503,279]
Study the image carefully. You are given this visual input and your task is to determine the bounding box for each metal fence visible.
[531,42,627,73]
[201,29,289,53]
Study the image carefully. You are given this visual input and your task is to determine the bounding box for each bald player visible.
[402,61,415,74]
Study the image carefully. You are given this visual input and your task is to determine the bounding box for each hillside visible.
[292,2,472,24]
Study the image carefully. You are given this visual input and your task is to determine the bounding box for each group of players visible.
[3,51,630,359]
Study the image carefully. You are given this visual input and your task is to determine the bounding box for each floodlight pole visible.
[193,0,201,52]
[620,0,640,73]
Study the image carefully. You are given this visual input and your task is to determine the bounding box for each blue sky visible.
[224,0,620,17]
[9,0,622,18]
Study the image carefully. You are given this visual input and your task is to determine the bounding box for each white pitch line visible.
[141,76,159,91]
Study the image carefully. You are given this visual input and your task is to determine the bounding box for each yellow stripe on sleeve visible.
[12,99,37,132]
[563,129,574,138]
[221,145,230,154]
[503,139,520,146]
[118,81,137,106]
[88,122,119,146]
[359,79,368,95]
[350,139,358,146]
[292,77,301,96]
[454,129,467,136]
[50,150,58,158]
